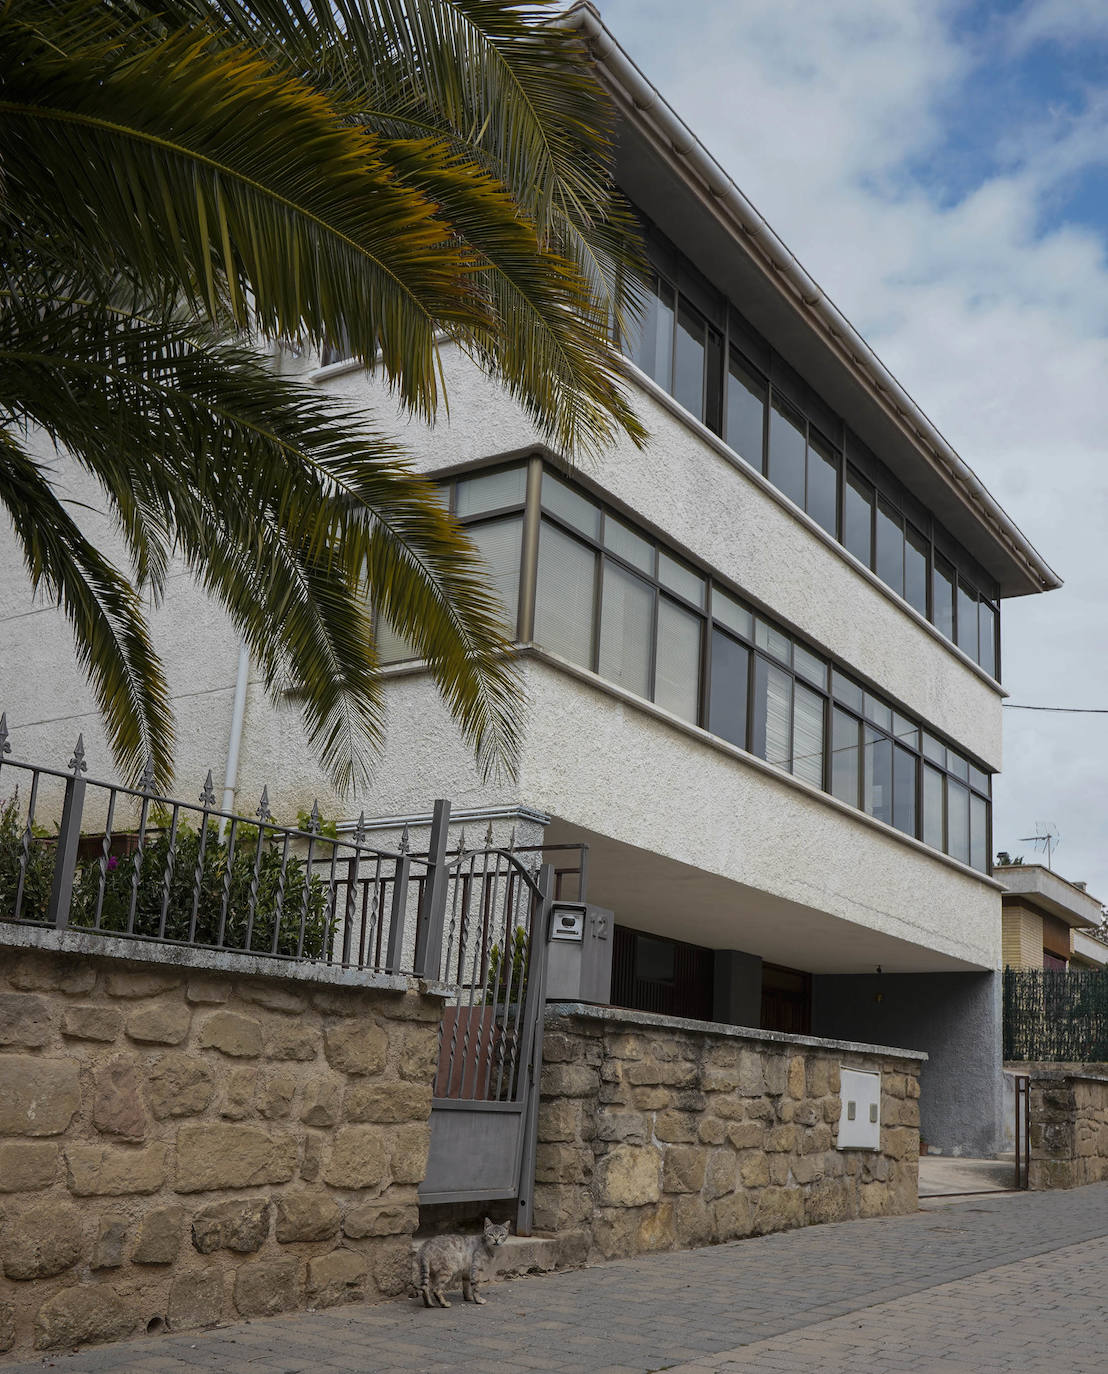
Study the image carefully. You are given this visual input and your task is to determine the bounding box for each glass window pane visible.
[904,523,929,618]
[893,745,917,836]
[755,618,792,665]
[968,762,990,795]
[768,394,806,508]
[893,713,919,748]
[832,708,861,807]
[541,471,601,539]
[625,276,674,388]
[709,629,749,749]
[468,517,523,633]
[755,661,793,768]
[921,732,946,767]
[807,433,839,537]
[844,467,874,567]
[712,587,753,640]
[726,352,766,468]
[792,683,824,786]
[933,555,955,639]
[794,643,828,690]
[659,551,706,607]
[979,602,998,677]
[957,582,979,658]
[948,750,969,783]
[970,794,988,872]
[705,327,724,435]
[863,693,893,732]
[864,727,893,825]
[455,466,527,517]
[831,670,864,713]
[535,520,596,668]
[675,300,707,419]
[947,781,970,864]
[876,496,904,595]
[655,598,701,724]
[603,515,654,574]
[923,765,945,850]
[377,616,418,665]
[598,561,654,697]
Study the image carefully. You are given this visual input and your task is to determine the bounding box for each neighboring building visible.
[997,864,1105,970]
[0,11,1061,1155]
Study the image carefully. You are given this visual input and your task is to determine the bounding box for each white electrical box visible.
[837,1068,881,1150]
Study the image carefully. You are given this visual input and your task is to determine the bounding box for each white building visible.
[0,12,1060,1155]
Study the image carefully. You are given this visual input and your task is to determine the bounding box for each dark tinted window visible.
[709,630,749,750]
[933,556,955,639]
[876,496,904,595]
[831,708,861,806]
[904,523,929,617]
[768,394,806,507]
[807,432,839,537]
[844,467,874,567]
[726,353,766,468]
[893,745,917,836]
[674,300,706,419]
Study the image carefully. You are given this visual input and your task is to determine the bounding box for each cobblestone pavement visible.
[9,1185,1108,1374]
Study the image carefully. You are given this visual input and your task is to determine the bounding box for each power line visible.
[1003,704,1108,715]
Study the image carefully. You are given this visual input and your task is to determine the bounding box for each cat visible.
[417,1216,510,1308]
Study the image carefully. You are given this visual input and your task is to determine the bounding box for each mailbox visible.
[545,902,613,1005]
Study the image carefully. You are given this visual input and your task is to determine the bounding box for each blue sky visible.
[599,0,1108,901]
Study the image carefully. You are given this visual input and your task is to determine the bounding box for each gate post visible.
[48,735,88,929]
[516,863,555,1238]
[414,799,451,980]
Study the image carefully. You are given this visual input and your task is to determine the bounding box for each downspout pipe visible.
[219,642,250,836]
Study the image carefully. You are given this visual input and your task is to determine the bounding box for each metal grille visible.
[1003,967,1108,1062]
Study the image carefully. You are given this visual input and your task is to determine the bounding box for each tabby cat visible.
[417,1216,510,1308]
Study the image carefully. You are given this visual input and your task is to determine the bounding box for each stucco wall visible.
[534,1004,921,1263]
[0,938,440,1360]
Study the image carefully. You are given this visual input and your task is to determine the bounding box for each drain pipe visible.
[218,642,250,837]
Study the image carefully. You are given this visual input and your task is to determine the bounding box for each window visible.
[467,518,523,631]
[675,300,707,419]
[626,276,674,388]
[893,745,917,836]
[933,556,955,640]
[726,352,766,467]
[659,551,706,608]
[455,466,527,518]
[923,765,945,850]
[863,727,893,826]
[655,598,701,722]
[832,708,861,807]
[875,496,904,595]
[844,467,874,568]
[542,471,601,539]
[535,522,596,668]
[979,602,998,678]
[753,660,793,768]
[712,586,753,640]
[604,516,654,574]
[947,781,970,865]
[904,524,929,618]
[709,629,749,749]
[768,394,806,508]
[807,432,839,538]
[957,581,979,659]
[792,683,825,787]
[598,562,654,697]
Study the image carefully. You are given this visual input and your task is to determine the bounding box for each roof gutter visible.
[562,3,1062,596]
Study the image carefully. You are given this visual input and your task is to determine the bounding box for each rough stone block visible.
[168,1269,224,1330]
[674,1194,713,1248]
[805,1178,852,1225]
[535,1143,593,1185]
[0,993,51,1048]
[0,1141,57,1192]
[267,1023,318,1062]
[323,1125,389,1190]
[595,1110,645,1145]
[881,1126,918,1161]
[105,969,181,998]
[374,991,440,1023]
[701,1066,741,1091]
[397,1027,439,1082]
[713,1190,754,1241]
[807,1057,838,1098]
[631,1086,673,1110]
[655,1110,697,1143]
[62,1005,121,1042]
[324,1022,388,1076]
[596,1144,661,1207]
[92,1214,127,1270]
[2,1200,83,1279]
[753,1185,804,1234]
[791,1153,828,1185]
[9,954,96,996]
[704,1149,737,1202]
[274,1191,341,1243]
[737,1050,766,1096]
[133,1205,186,1264]
[197,1011,262,1058]
[538,1098,581,1143]
[93,1057,147,1140]
[174,1125,297,1192]
[591,1206,643,1259]
[663,1146,706,1194]
[185,978,229,1005]
[802,1124,833,1154]
[300,1076,343,1128]
[698,1115,726,1146]
[766,1124,796,1152]
[745,1096,776,1121]
[192,1197,271,1254]
[541,1063,597,1097]
[238,981,306,1015]
[220,1066,256,1120]
[33,1287,135,1350]
[234,1257,300,1317]
[259,1069,298,1121]
[859,1181,890,1217]
[762,1056,788,1096]
[343,1081,431,1124]
[373,1236,416,1296]
[787,1056,806,1100]
[144,1054,214,1120]
[66,1142,167,1195]
[0,1302,12,1353]
[389,1123,431,1184]
[306,1248,367,1306]
[793,1101,820,1128]
[541,1031,581,1063]
[605,1033,646,1061]
[343,1201,419,1239]
[125,1002,191,1045]
[726,1121,764,1151]
[301,1132,324,1183]
[533,1184,592,1231]
[637,1199,675,1252]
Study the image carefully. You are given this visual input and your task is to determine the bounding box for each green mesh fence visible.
[1003,967,1108,1062]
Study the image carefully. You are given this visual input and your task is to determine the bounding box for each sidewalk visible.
[9,1184,1108,1374]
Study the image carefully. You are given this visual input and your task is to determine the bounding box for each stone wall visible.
[534,1005,922,1262]
[0,935,441,1360]
[1027,1073,1108,1189]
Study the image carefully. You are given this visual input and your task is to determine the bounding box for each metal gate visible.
[415,803,554,1235]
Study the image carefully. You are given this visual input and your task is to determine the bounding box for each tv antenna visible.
[1018,823,1061,870]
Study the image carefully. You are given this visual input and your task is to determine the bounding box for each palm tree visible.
[0,0,645,794]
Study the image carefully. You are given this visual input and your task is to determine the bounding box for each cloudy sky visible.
[599,0,1108,904]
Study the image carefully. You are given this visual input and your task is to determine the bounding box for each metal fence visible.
[0,715,435,975]
[1003,967,1108,1062]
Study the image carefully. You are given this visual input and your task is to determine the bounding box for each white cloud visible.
[600,0,1108,901]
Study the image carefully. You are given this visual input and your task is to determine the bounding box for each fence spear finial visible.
[256,786,271,824]
[485,821,494,849]
[307,800,321,835]
[0,713,9,758]
[458,826,467,856]
[353,811,367,847]
[509,825,517,853]
[200,769,216,808]
[68,733,88,776]
[399,823,410,855]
